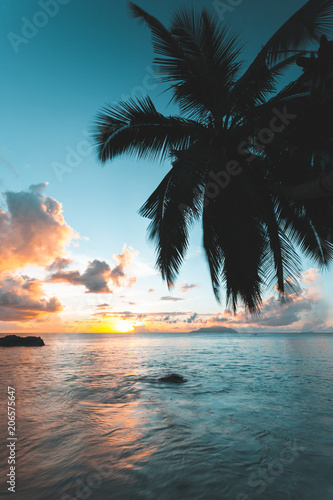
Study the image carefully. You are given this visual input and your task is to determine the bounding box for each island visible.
[0,335,45,347]
[189,326,237,333]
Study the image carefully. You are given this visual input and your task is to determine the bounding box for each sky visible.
[0,0,332,334]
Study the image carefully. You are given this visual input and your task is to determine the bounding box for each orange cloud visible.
[132,324,151,333]
[111,245,138,287]
[0,184,73,273]
[302,268,321,284]
[0,275,62,322]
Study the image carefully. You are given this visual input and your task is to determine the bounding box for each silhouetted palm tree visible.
[94,1,333,313]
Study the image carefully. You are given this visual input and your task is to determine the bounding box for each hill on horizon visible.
[189,326,237,333]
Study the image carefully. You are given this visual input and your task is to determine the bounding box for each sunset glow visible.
[114,320,135,333]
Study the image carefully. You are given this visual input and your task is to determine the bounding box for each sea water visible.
[0,332,332,499]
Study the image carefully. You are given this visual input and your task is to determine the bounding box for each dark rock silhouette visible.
[158,373,187,383]
[0,335,45,347]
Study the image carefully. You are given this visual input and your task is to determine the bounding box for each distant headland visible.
[189,326,237,333]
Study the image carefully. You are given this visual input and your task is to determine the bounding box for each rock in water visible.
[158,373,187,383]
[0,335,45,347]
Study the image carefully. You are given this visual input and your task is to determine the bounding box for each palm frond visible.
[93,96,206,162]
[227,0,333,123]
[227,53,308,128]
[170,6,203,57]
[171,8,243,120]
[92,2,333,314]
[261,195,302,297]
[139,152,206,284]
[130,3,242,121]
[297,198,333,264]
[129,2,185,64]
[261,0,333,65]
[203,174,266,313]
[202,199,224,303]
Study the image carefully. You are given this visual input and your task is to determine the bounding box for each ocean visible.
[0,332,332,500]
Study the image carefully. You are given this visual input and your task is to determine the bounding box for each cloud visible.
[186,313,198,323]
[211,314,228,323]
[148,288,155,293]
[48,247,137,294]
[111,245,137,287]
[301,319,326,332]
[179,283,199,293]
[221,293,316,328]
[48,260,113,293]
[202,271,324,331]
[96,303,110,309]
[160,296,184,302]
[92,311,188,320]
[0,184,73,273]
[46,257,72,273]
[93,311,113,317]
[250,295,315,327]
[78,260,113,293]
[132,324,151,333]
[0,274,62,322]
[301,268,320,284]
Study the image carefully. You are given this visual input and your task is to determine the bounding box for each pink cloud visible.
[301,268,321,284]
[110,245,137,287]
[0,274,62,322]
[0,184,73,273]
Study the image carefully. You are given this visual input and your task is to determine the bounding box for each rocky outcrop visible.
[0,335,45,347]
[158,373,187,383]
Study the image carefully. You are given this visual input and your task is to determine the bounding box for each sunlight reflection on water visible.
[0,332,333,499]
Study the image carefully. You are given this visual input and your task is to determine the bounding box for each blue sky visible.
[1,0,332,333]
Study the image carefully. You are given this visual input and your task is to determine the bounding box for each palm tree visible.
[93,1,333,313]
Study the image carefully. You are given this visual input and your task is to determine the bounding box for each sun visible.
[113,320,135,333]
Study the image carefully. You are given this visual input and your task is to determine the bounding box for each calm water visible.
[0,332,333,500]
